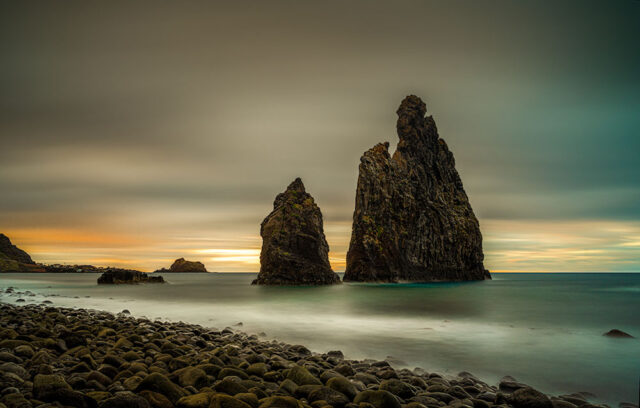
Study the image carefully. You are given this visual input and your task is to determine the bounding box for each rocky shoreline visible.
[0,303,621,408]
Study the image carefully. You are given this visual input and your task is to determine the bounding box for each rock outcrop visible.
[155,258,208,273]
[0,234,44,272]
[97,269,165,284]
[603,329,634,338]
[344,95,490,282]
[252,178,340,285]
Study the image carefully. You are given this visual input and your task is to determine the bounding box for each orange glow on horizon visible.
[4,218,640,273]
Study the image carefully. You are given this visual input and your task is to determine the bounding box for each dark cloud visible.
[1,0,639,270]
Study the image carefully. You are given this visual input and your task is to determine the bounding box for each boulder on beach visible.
[0,233,45,272]
[344,95,490,283]
[0,303,603,408]
[154,257,208,273]
[603,329,634,338]
[97,269,165,284]
[252,178,341,286]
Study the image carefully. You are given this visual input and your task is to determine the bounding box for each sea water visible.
[0,272,638,405]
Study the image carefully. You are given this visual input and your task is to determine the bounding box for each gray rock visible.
[98,392,151,408]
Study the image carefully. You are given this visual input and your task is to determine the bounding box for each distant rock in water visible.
[97,269,165,284]
[155,258,208,273]
[0,233,45,272]
[252,178,340,285]
[603,329,634,338]
[344,95,490,282]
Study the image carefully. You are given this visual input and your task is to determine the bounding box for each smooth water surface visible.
[0,273,638,404]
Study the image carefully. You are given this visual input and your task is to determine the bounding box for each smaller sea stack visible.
[155,258,208,273]
[97,269,165,284]
[252,178,340,285]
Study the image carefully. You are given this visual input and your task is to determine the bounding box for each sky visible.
[1,1,639,272]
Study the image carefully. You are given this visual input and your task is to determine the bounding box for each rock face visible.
[0,233,44,272]
[0,234,33,264]
[252,178,340,285]
[344,95,490,282]
[155,258,208,273]
[97,269,165,284]
[603,329,634,338]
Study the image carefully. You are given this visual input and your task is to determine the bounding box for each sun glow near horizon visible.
[4,218,640,273]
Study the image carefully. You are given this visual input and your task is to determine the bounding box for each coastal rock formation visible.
[97,269,165,284]
[252,178,340,285]
[603,329,634,338]
[0,233,33,264]
[0,233,44,272]
[155,258,208,273]
[344,95,490,282]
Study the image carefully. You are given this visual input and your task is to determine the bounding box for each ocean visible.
[0,272,638,405]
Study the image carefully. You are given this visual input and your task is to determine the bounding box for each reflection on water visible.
[0,272,638,404]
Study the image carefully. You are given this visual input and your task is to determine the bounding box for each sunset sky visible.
[1,1,639,272]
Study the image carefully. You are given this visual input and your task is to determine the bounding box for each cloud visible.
[0,1,638,272]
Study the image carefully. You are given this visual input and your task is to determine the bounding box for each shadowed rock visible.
[252,178,340,285]
[97,269,165,284]
[603,329,634,338]
[344,95,490,282]
[0,234,33,264]
[0,233,45,272]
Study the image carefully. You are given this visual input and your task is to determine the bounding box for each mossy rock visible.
[218,367,249,380]
[213,377,249,396]
[258,396,303,408]
[33,373,71,399]
[246,363,267,377]
[97,392,148,408]
[176,392,214,408]
[327,376,358,400]
[286,365,321,386]
[135,372,187,404]
[177,366,208,388]
[210,394,253,408]
[379,379,415,398]
[353,390,401,408]
[234,393,259,408]
[308,386,350,408]
[139,390,174,408]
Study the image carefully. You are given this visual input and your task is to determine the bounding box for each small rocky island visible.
[0,233,45,273]
[97,269,165,284]
[155,258,208,273]
[252,178,340,285]
[344,96,491,283]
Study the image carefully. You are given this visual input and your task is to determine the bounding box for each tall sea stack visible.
[252,178,340,285]
[344,95,490,282]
